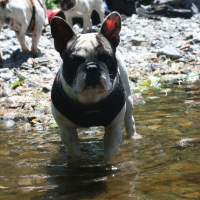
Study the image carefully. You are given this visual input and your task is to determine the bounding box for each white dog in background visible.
[58,0,105,33]
[0,0,46,62]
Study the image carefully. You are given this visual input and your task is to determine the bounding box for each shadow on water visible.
[0,81,200,200]
[32,135,139,200]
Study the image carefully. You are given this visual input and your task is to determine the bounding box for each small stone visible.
[0,68,9,73]
[3,120,15,128]
[160,88,172,94]
[42,84,51,93]
[135,100,145,105]
[40,66,50,74]
[157,46,182,59]
[181,69,191,74]
[0,73,12,80]
[151,64,159,71]
[179,138,200,147]
[36,57,50,63]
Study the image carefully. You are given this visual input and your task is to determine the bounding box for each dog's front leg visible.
[104,106,126,159]
[82,14,90,33]
[59,126,82,159]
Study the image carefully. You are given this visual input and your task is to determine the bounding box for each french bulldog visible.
[58,0,105,33]
[50,12,140,160]
[0,0,46,62]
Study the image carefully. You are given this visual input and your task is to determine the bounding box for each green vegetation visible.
[11,75,25,89]
[45,0,58,9]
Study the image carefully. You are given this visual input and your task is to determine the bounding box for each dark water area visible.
[0,81,200,200]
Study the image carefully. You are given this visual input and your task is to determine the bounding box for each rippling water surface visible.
[0,82,200,200]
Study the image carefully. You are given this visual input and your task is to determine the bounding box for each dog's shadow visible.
[0,49,45,69]
[34,137,124,200]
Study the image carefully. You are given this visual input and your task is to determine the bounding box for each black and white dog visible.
[58,0,105,33]
[50,12,140,160]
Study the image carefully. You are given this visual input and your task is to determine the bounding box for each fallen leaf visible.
[179,43,190,50]
[147,57,159,63]
[0,109,7,115]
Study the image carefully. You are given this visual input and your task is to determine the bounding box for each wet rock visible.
[135,100,146,105]
[168,78,185,84]
[146,96,160,100]
[160,88,172,94]
[16,123,32,131]
[178,138,200,147]
[1,113,15,120]
[3,120,15,128]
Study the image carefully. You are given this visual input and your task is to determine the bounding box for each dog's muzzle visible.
[85,62,102,88]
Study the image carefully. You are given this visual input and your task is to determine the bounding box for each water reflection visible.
[0,81,200,199]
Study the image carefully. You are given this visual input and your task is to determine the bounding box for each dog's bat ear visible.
[50,16,76,56]
[99,12,121,48]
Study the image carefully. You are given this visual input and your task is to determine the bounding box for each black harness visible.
[51,72,126,127]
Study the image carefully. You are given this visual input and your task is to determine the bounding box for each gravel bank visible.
[0,14,200,130]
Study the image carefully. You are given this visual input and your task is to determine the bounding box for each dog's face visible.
[58,0,76,11]
[50,12,121,94]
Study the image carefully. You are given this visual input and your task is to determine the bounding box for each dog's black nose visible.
[86,62,99,72]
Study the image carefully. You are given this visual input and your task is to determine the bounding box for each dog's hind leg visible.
[16,31,30,53]
[124,92,138,138]
[0,22,4,62]
[31,26,43,57]
[94,3,105,24]
[117,51,141,139]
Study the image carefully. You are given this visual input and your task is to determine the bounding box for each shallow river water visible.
[0,81,200,200]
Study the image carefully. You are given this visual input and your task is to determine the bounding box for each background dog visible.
[50,12,140,160]
[58,0,105,33]
[0,0,46,62]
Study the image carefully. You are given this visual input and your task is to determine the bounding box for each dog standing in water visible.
[50,12,141,160]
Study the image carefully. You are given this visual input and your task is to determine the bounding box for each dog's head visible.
[0,0,10,8]
[50,12,121,94]
[57,0,76,11]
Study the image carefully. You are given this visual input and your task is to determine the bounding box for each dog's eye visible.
[69,56,85,66]
[99,54,112,65]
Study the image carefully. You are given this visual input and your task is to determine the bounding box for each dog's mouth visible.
[84,71,102,88]
[83,71,112,92]
[71,62,113,94]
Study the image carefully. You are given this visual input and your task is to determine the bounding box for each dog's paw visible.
[127,133,142,140]
[31,51,38,58]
